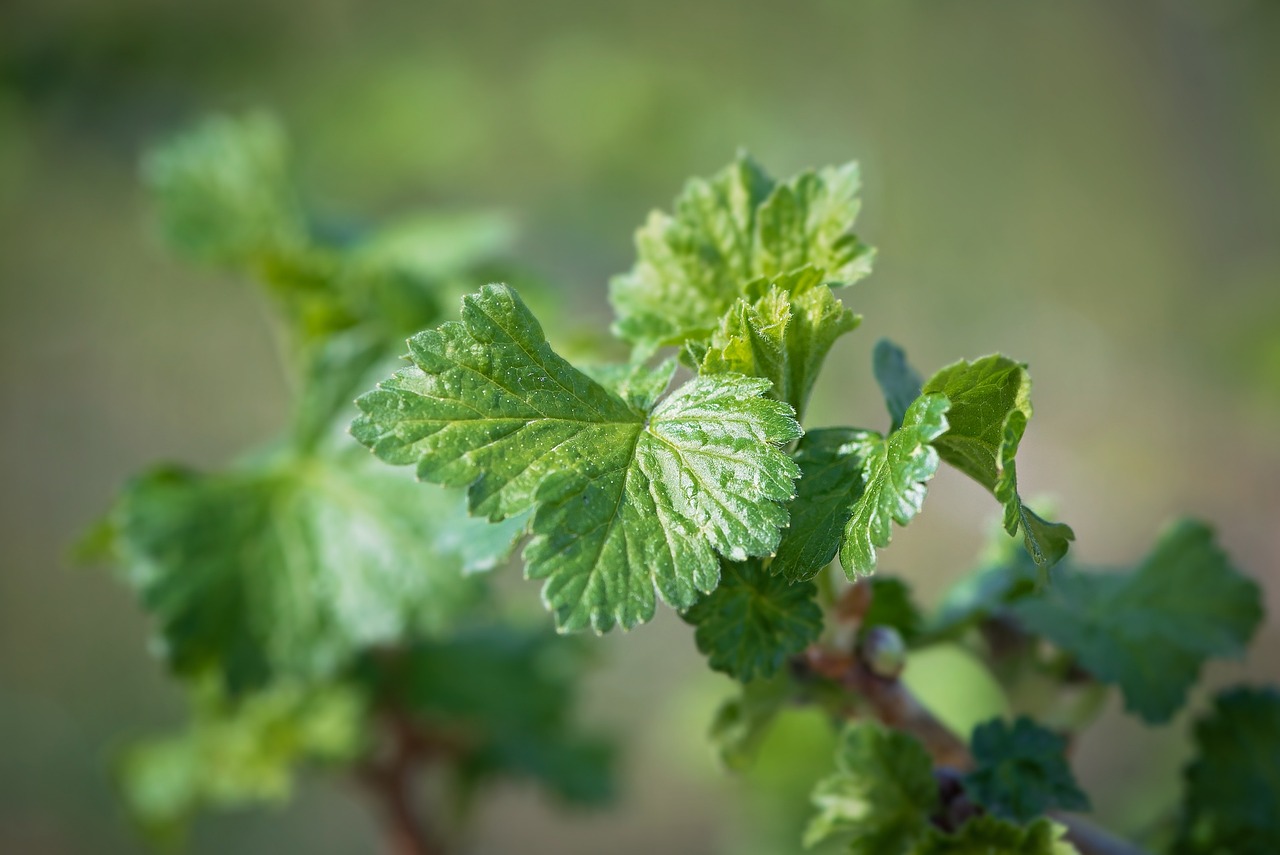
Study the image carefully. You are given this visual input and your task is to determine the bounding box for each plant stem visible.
[796,645,1152,855]
[360,713,444,855]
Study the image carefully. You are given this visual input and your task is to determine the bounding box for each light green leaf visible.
[873,339,924,432]
[804,722,938,853]
[1175,686,1280,855]
[701,279,860,421]
[684,558,823,681]
[353,284,802,632]
[117,679,364,846]
[1011,520,1263,723]
[840,394,951,577]
[710,673,793,772]
[912,817,1080,855]
[772,428,869,582]
[610,154,873,351]
[142,112,305,267]
[964,717,1091,823]
[108,453,485,691]
[922,356,1073,569]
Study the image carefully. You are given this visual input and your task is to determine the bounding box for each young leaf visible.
[963,717,1090,823]
[1011,520,1263,723]
[142,112,305,267]
[107,454,485,692]
[771,427,869,581]
[914,817,1080,855]
[1175,686,1280,855]
[921,356,1073,569]
[840,394,951,577]
[353,284,802,633]
[683,558,823,682]
[873,339,923,431]
[701,278,860,421]
[610,154,873,351]
[366,626,614,806]
[804,722,938,853]
[117,679,364,845]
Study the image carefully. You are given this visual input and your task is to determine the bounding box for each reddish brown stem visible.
[797,645,1150,855]
[359,714,444,855]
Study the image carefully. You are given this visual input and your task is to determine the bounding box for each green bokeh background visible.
[2,1,1278,852]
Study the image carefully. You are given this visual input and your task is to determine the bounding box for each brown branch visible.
[802,646,973,769]
[796,646,1151,855]
[358,713,445,855]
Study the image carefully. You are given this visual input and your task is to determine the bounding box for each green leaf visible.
[928,528,1042,639]
[610,154,873,351]
[367,626,614,806]
[1175,686,1280,855]
[142,112,305,267]
[772,428,868,582]
[701,279,860,421]
[873,339,923,432]
[353,284,802,632]
[1010,520,1263,723]
[117,679,364,845]
[840,394,951,578]
[862,577,925,644]
[921,356,1073,569]
[913,817,1080,855]
[710,673,794,772]
[581,358,678,412]
[964,717,1091,823]
[804,722,938,853]
[684,558,823,681]
[107,453,485,692]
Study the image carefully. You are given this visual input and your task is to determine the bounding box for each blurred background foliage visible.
[1,0,1278,852]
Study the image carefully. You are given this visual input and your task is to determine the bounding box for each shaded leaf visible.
[684,559,823,681]
[1011,521,1262,722]
[964,717,1090,823]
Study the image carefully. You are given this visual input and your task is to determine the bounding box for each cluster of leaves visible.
[96,115,1279,854]
[352,151,1279,853]
[90,114,612,844]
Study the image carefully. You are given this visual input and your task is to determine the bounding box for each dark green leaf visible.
[805,722,938,853]
[1174,686,1280,855]
[1011,521,1262,722]
[862,577,925,644]
[354,284,802,633]
[772,428,869,582]
[684,558,822,681]
[368,626,614,806]
[873,339,923,432]
[964,717,1090,823]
